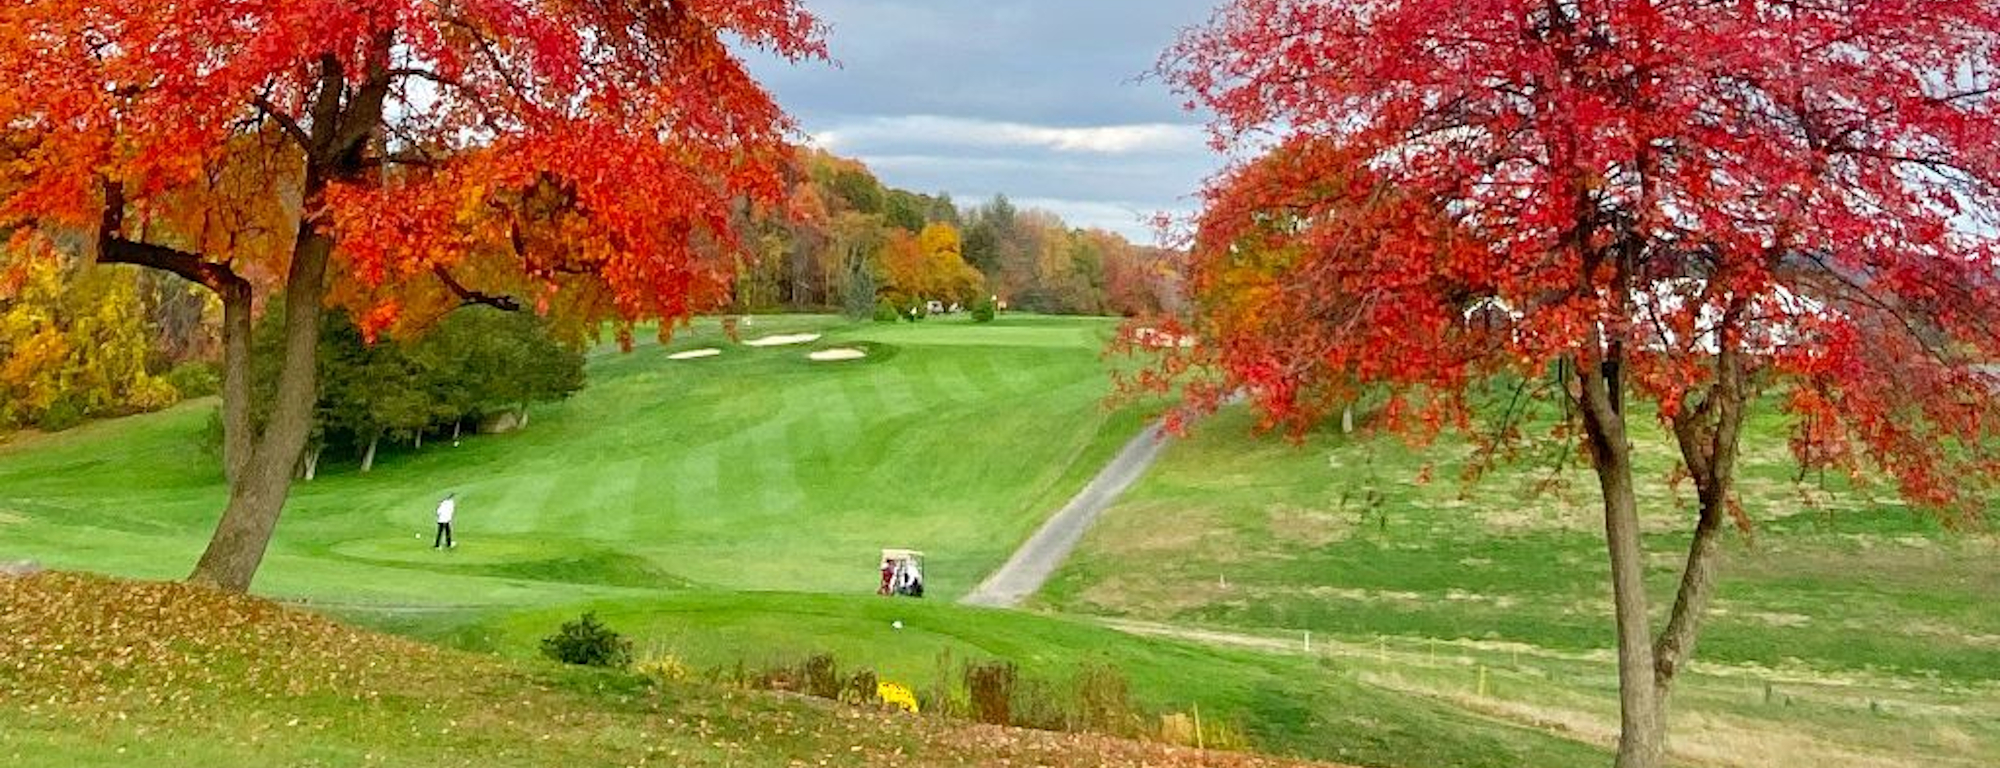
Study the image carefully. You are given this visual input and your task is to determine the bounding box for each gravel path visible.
[960,421,1172,608]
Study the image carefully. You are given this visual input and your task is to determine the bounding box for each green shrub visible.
[1009,676,1070,731]
[35,394,88,432]
[539,612,633,668]
[971,297,997,323]
[164,361,222,399]
[873,299,900,323]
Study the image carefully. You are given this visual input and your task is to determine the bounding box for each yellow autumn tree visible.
[0,241,177,430]
[915,222,984,305]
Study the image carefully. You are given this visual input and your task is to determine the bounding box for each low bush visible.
[876,680,920,714]
[539,612,633,668]
[727,652,1194,746]
[873,299,900,323]
[842,669,879,706]
[34,394,88,433]
[636,655,691,684]
[1073,662,1140,736]
[971,297,997,323]
[164,361,222,399]
[964,660,1017,725]
[800,653,842,700]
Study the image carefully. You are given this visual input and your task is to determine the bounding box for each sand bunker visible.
[667,348,723,360]
[808,348,869,362]
[743,333,823,347]
[1134,327,1197,348]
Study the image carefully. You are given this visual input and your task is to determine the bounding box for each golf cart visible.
[878,548,926,598]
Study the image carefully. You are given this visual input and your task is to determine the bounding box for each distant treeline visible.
[730,149,1185,318]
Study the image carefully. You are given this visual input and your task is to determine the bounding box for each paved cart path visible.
[960,421,1171,608]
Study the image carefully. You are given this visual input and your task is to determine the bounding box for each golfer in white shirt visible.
[433,493,457,549]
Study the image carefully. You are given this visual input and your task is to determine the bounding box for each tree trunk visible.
[360,434,379,473]
[452,420,462,442]
[187,230,333,591]
[300,446,321,482]
[1341,404,1355,434]
[1577,358,1668,768]
[218,284,254,486]
[1656,338,1750,698]
[414,431,423,450]
[517,404,529,428]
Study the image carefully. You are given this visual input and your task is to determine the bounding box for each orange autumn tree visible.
[1153,2,2000,766]
[0,0,824,592]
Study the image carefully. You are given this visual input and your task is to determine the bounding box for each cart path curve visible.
[960,420,1172,608]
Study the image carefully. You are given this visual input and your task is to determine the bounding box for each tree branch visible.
[1654,299,1749,689]
[250,93,311,150]
[95,180,248,297]
[432,266,522,312]
[386,68,461,88]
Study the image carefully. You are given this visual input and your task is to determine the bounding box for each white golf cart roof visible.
[880,548,925,561]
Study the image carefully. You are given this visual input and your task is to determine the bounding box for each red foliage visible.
[1147,0,2000,519]
[0,0,825,333]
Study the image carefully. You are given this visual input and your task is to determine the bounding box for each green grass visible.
[0,312,1626,768]
[1041,403,2000,767]
[8,314,1994,767]
[338,590,1613,768]
[4,572,1317,768]
[0,314,1131,605]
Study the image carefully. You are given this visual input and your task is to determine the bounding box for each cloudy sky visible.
[744,0,1225,245]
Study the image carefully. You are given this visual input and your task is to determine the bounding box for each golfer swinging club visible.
[434,492,457,549]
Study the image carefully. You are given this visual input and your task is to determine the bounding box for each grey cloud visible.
[742,0,1225,243]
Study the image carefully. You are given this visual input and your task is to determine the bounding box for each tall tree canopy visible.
[0,0,824,591]
[1156,2,2000,766]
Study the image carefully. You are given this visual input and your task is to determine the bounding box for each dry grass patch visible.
[1264,504,1354,548]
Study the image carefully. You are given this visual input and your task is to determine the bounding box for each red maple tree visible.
[1149,2,2000,765]
[0,0,824,591]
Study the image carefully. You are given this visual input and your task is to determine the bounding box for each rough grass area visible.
[1041,404,2000,768]
[341,590,1616,768]
[0,571,1348,768]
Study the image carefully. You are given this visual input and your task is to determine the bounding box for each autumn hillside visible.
[0,571,1342,768]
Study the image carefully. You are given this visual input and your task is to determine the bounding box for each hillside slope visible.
[0,571,1343,768]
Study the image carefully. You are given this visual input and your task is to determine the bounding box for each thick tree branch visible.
[250,94,311,149]
[1655,300,1749,689]
[329,33,398,166]
[432,266,523,311]
[95,180,248,297]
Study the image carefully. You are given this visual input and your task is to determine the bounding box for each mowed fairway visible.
[1042,405,2000,767]
[0,314,1141,605]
